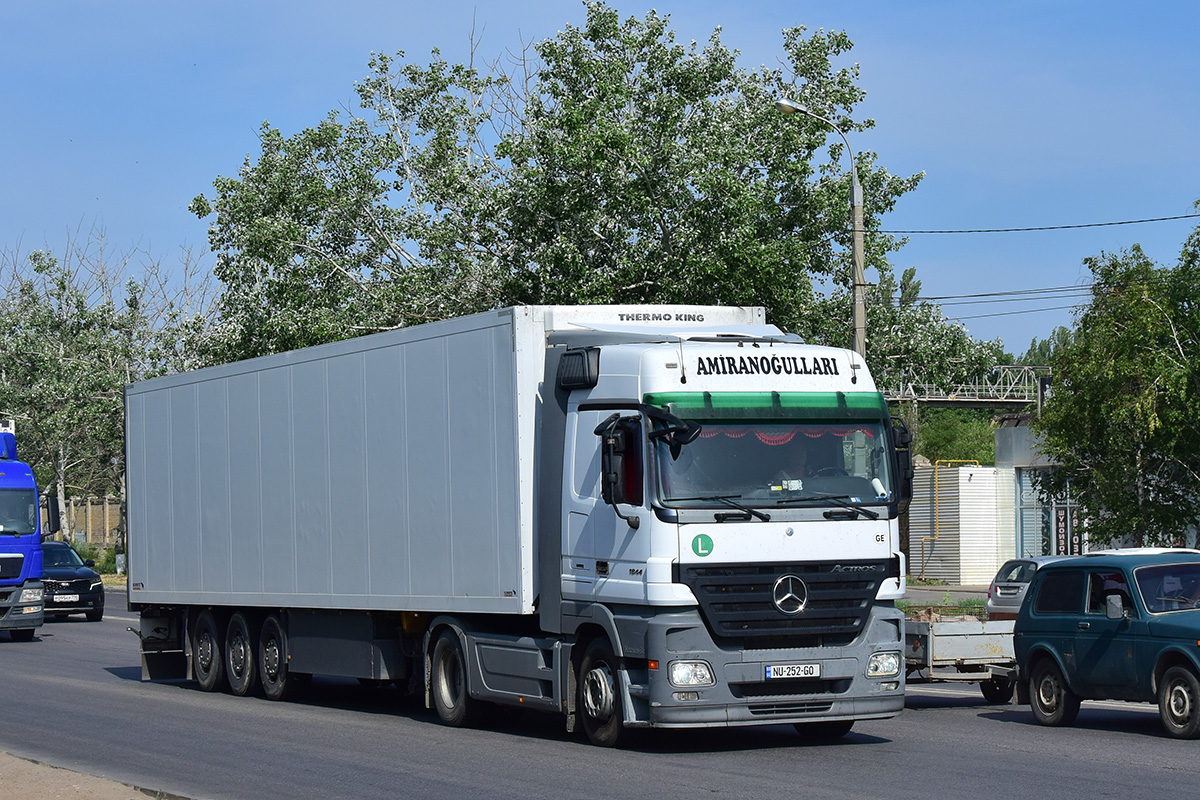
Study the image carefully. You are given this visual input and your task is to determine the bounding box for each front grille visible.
[748,701,834,716]
[677,560,886,647]
[730,678,851,698]
[45,579,93,592]
[0,556,23,579]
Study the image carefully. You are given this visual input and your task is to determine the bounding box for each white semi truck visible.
[126,305,913,746]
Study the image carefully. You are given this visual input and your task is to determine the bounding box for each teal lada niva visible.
[1013,549,1200,738]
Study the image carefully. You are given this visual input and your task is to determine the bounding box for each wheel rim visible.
[197,630,215,674]
[1037,672,1060,712]
[230,633,248,678]
[583,662,616,722]
[262,635,281,682]
[436,648,464,709]
[1168,678,1194,727]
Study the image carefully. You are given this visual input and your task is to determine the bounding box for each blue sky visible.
[3,1,1198,354]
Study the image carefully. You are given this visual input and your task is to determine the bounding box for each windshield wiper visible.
[775,494,880,521]
[666,494,771,522]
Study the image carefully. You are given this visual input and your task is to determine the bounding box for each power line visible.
[950,304,1083,321]
[916,284,1086,301]
[875,212,1200,235]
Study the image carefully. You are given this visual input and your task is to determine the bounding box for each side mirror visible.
[85,559,96,568]
[45,496,61,535]
[1105,593,1125,620]
[890,417,914,514]
[594,414,643,529]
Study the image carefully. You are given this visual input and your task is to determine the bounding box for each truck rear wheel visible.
[579,638,625,747]
[192,610,226,692]
[431,630,478,727]
[9,628,35,642]
[225,612,258,697]
[258,614,306,701]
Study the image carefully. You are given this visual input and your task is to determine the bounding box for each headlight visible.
[90,579,103,590]
[669,660,715,687]
[867,651,901,678]
[19,587,44,603]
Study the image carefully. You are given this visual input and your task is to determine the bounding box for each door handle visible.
[1078,621,1091,630]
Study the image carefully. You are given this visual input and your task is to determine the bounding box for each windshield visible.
[43,545,85,568]
[0,489,36,535]
[1135,563,1200,613]
[655,419,892,509]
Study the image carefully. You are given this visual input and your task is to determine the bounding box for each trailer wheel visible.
[225,612,258,697]
[258,614,306,701]
[193,610,226,692]
[1029,660,1079,726]
[9,628,35,642]
[1159,666,1200,739]
[579,638,625,748]
[980,678,1014,704]
[431,630,478,727]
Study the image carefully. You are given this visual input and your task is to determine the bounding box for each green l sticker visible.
[692,533,714,558]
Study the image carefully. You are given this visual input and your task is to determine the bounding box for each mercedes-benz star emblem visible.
[772,574,808,615]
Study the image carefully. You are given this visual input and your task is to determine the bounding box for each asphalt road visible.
[2,591,1196,800]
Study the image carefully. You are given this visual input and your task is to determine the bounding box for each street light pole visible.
[776,98,867,358]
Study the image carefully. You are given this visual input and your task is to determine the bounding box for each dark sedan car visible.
[41,541,104,621]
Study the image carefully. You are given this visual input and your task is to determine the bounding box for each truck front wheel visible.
[192,610,226,692]
[579,638,625,747]
[431,630,477,727]
[9,628,35,642]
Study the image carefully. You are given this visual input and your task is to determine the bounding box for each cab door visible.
[562,408,648,603]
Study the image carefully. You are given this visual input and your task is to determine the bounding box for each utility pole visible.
[776,98,867,358]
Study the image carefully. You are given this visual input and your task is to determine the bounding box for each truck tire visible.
[1159,665,1200,739]
[578,638,625,747]
[431,630,478,727]
[258,614,306,701]
[193,610,227,692]
[980,678,1014,704]
[9,628,35,642]
[225,612,258,697]
[793,720,854,741]
[1029,660,1079,726]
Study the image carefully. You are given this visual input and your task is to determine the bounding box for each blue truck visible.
[0,424,60,641]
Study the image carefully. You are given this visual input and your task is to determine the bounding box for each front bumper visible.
[43,589,104,615]
[0,579,44,630]
[628,605,906,728]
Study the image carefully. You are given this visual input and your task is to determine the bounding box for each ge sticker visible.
[691,534,714,558]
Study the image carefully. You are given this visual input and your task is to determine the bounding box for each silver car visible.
[986,556,1070,620]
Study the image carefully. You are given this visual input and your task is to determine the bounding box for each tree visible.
[912,408,996,465]
[1034,236,1200,547]
[1017,325,1073,366]
[192,3,923,364]
[809,264,1007,389]
[0,231,212,503]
